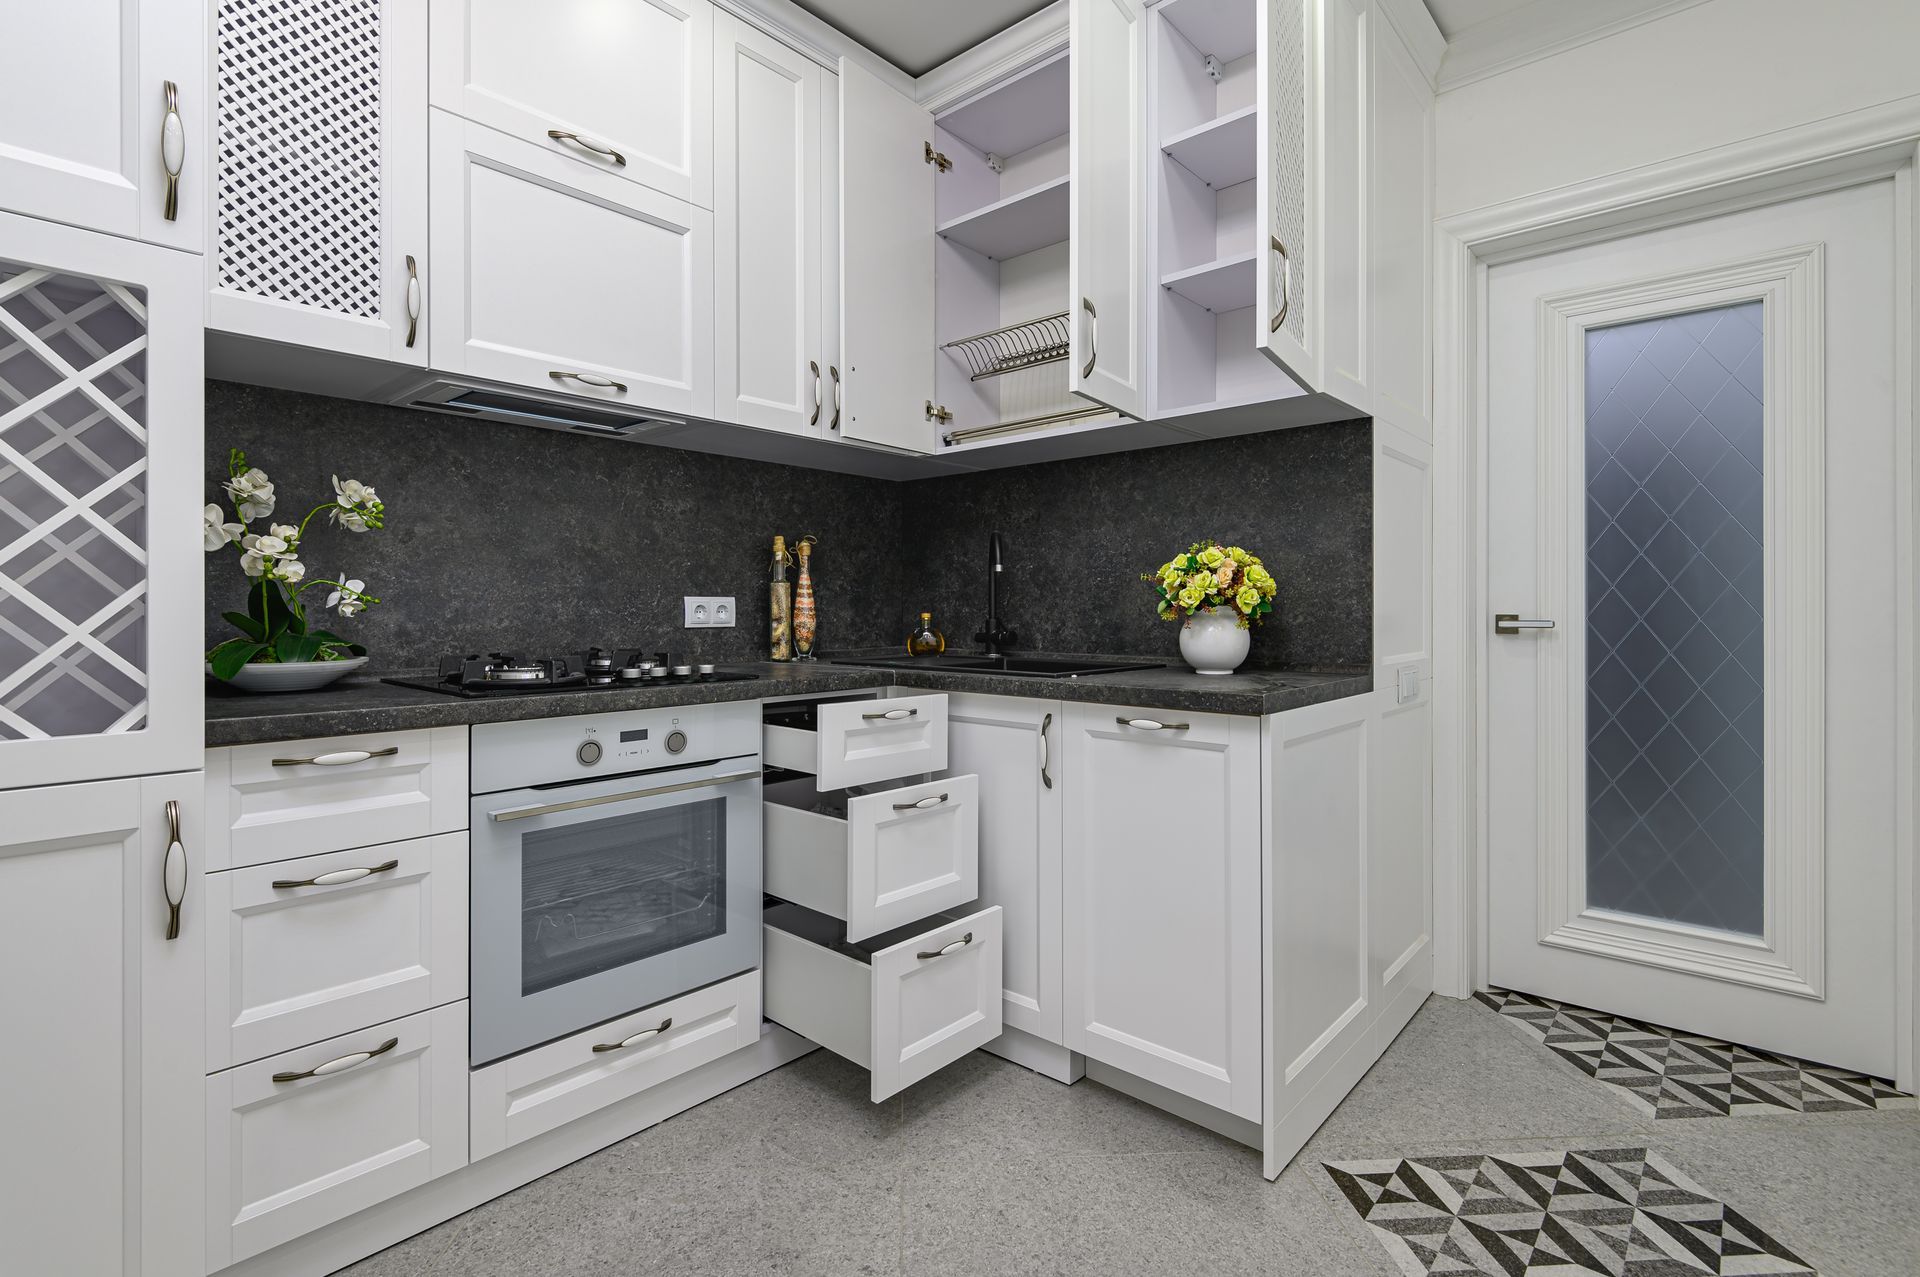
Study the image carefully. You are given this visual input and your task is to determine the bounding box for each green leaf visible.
[222,610,264,640]
[208,639,266,680]
[274,631,327,664]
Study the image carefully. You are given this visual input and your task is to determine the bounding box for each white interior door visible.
[1485,181,1905,1079]
[1068,0,1146,417]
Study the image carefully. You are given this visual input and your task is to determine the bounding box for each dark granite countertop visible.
[205,657,1373,747]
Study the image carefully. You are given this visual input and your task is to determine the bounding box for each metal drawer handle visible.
[862,707,917,721]
[547,129,626,167]
[1080,296,1097,379]
[273,859,399,890]
[1039,712,1053,789]
[1494,614,1556,634]
[162,800,186,940]
[592,1018,673,1053]
[271,746,398,767]
[1115,716,1190,732]
[829,365,841,430]
[810,360,822,425]
[161,80,184,221]
[916,932,973,960]
[490,769,760,823]
[273,1036,399,1083]
[1269,236,1291,333]
[405,254,421,347]
[550,370,628,393]
[893,792,948,812]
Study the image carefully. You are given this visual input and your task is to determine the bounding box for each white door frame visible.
[1431,99,1920,1091]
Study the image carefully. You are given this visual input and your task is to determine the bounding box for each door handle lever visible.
[1494,614,1555,634]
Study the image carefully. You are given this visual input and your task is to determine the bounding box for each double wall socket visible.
[684,596,736,628]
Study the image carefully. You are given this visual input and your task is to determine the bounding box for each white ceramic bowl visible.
[209,655,369,693]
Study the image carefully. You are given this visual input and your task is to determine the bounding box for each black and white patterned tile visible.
[1475,988,1914,1120]
[1324,1146,1814,1276]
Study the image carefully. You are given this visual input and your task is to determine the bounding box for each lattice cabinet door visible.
[0,210,204,790]
[207,0,428,366]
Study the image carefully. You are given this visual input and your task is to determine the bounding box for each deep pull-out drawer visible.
[764,902,1002,1102]
[764,774,979,942]
[470,972,761,1162]
[204,833,468,1071]
[763,693,948,788]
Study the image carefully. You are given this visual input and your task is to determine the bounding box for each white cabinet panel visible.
[1368,10,1434,442]
[208,0,428,365]
[430,0,713,207]
[0,775,204,1277]
[429,111,714,418]
[764,693,949,789]
[1068,0,1147,417]
[1063,705,1262,1119]
[0,0,203,249]
[1316,0,1369,408]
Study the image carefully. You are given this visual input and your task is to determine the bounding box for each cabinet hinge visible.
[923,141,952,172]
[924,400,953,424]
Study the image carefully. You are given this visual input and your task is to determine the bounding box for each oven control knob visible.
[576,739,602,767]
[664,729,688,755]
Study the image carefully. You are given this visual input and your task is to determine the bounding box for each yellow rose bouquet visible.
[1143,540,1276,628]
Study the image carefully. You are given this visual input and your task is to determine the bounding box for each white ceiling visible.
[1421,0,1537,40]
[788,0,1057,75]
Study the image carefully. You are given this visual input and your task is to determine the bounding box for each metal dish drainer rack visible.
[938,310,1116,446]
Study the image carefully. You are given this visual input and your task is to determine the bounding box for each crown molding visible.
[1376,0,1447,88]
[914,1,1069,114]
[711,0,914,95]
[1436,0,1715,92]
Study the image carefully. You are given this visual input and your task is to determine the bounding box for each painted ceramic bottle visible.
[769,535,792,661]
[793,537,817,659]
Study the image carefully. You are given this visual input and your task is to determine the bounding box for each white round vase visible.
[1179,608,1250,675]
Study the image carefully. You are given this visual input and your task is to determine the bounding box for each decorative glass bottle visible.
[906,611,946,656]
[768,535,793,661]
[792,536,818,659]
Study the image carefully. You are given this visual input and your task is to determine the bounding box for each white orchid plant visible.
[204,449,386,680]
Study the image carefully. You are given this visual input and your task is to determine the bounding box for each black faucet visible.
[975,530,1017,655]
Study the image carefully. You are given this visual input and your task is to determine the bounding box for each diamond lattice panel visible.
[0,262,150,741]
[1270,0,1306,345]
[215,0,383,318]
[1584,301,1765,936]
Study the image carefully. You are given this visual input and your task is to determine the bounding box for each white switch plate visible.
[683,596,736,628]
[1396,666,1421,704]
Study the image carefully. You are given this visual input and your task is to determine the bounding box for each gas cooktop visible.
[383,649,759,698]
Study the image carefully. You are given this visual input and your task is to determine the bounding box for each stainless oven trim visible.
[489,769,763,823]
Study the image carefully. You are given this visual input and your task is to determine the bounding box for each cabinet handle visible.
[1269,236,1291,333]
[273,1037,399,1083]
[162,800,186,941]
[829,365,841,430]
[273,859,400,890]
[892,792,948,812]
[1115,716,1190,732]
[592,1018,673,1053]
[159,80,185,221]
[405,254,421,347]
[271,746,399,767]
[549,370,628,393]
[547,129,626,167]
[1494,614,1556,634]
[809,360,822,426]
[916,932,973,960]
[862,707,917,721]
[1039,712,1053,790]
[1079,296,1097,379]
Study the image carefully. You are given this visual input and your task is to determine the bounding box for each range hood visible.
[396,378,685,439]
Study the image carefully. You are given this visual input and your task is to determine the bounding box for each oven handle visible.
[488,769,761,823]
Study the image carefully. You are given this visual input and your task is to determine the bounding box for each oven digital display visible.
[619,728,649,743]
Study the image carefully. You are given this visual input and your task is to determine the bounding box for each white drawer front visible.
[205,1004,468,1269]
[205,727,468,870]
[815,693,947,789]
[470,972,761,1161]
[205,833,469,1071]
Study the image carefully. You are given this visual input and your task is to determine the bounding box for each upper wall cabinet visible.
[430,0,714,209]
[1067,0,1147,419]
[207,0,428,365]
[0,0,203,252]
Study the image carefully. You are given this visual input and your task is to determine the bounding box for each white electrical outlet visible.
[684,596,736,628]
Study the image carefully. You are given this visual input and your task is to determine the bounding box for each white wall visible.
[1435,0,1920,216]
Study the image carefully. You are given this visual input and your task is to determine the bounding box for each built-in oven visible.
[468,702,763,1064]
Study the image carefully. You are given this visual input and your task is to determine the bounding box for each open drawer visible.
[764,773,979,942]
[763,693,948,788]
[764,902,1002,1102]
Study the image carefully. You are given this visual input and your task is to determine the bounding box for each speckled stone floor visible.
[341,995,1919,1276]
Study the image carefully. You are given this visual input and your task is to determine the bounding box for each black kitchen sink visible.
[828,653,1164,679]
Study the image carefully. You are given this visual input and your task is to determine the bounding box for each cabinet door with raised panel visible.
[208,0,428,364]
[430,0,713,207]
[714,14,822,436]
[0,0,202,249]
[1068,0,1147,418]
[0,774,204,1277]
[1062,704,1262,1120]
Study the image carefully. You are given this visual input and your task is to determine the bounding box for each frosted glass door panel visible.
[1583,301,1765,936]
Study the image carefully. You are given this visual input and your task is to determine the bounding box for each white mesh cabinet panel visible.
[1258,0,1315,389]
[208,0,428,364]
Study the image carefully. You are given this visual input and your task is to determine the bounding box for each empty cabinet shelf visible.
[1161,251,1257,312]
[935,176,1071,260]
[1160,105,1257,189]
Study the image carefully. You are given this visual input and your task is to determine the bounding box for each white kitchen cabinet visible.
[207,0,428,365]
[762,692,950,788]
[0,774,204,1277]
[1068,0,1147,418]
[713,12,825,436]
[0,0,202,250]
[429,0,713,208]
[944,692,1065,1046]
[428,109,714,419]
[1062,703,1262,1120]
[0,211,204,789]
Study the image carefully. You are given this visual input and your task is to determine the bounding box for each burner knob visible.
[577,739,602,767]
[696,663,716,676]
[664,730,688,755]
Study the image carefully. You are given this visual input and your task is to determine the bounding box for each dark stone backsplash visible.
[205,382,1371,671]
